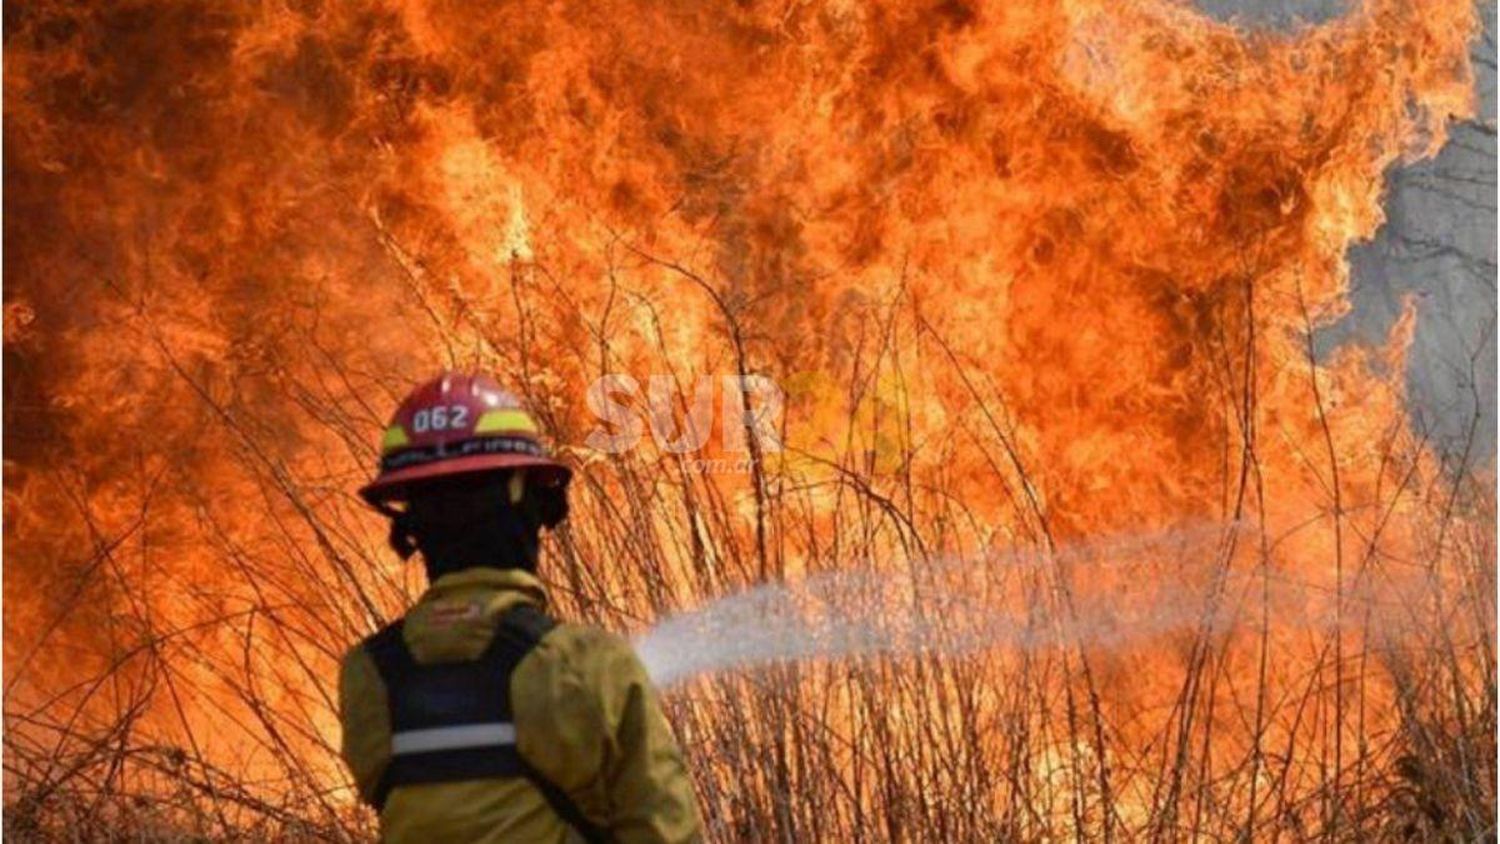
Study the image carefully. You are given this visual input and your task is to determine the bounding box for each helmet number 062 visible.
[411,404,470,433]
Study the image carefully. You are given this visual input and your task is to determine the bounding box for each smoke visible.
[1195,0,1349,27]
[1194,0,1499,465]
[1338,4,1498,465]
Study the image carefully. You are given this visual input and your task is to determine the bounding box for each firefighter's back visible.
[339,568,701,843]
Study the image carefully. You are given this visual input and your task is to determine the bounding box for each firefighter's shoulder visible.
[526,619,650,687]
[512,618,655,732]
[338,631,384,696]
[508,619,650,803]
[338,619,400,684]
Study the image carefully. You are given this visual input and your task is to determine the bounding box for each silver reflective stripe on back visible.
[391,722,517,755]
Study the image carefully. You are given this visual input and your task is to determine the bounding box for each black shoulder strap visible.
[491,605,612,844]
[518,739,612,844]
[362,620,413,684]
[362,605,612,844]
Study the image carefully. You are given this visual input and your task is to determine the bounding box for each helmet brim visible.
[359,453,572,510]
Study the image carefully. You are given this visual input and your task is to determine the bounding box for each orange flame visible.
[3,0,1489,838]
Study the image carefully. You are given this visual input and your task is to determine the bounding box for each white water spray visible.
[635,522,1421,688]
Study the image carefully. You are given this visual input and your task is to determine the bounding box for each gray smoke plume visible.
[1197,0,1498,466]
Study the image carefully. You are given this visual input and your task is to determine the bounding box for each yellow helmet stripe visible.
[381,425,410,452]
[475,409,538,435]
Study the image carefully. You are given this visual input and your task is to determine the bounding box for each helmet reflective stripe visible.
[390,722,516,755]
[381,425,411,452]
[474,408,539,434]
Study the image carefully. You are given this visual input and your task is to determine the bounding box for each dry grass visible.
[4,272,1494,843]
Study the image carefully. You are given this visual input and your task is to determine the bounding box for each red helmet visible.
[359,372,571,512]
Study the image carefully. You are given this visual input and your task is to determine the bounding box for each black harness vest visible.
[362,604,608,843]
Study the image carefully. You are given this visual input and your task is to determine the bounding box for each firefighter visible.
[339,372,703,843]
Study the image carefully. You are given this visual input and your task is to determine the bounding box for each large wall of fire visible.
[3,0,1490,838]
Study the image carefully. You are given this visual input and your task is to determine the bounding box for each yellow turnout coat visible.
[339,568,703,843]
